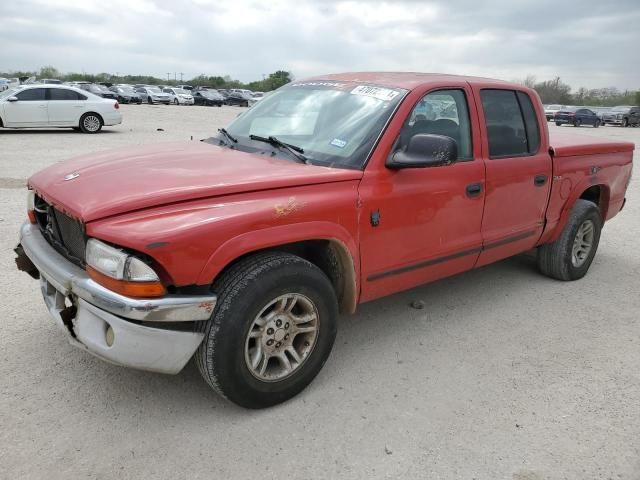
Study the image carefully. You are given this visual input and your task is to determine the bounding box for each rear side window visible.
[516,91,540,154]
[49,88,86,101]
[481,89,541,158]
[16,88,46,101]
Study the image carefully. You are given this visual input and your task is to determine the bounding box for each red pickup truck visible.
[16,73,634,408]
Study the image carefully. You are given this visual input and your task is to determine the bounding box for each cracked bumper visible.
[17,222,215,374]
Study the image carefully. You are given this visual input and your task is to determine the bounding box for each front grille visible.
[35,196,86,265]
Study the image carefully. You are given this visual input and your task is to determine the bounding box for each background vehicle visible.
[177,85,193,91]
[554,106,600,127]
[544,104,564,120]
[135,86,171,104]
[225,91,252,106]
[15,73,634,408]
[0,84,121,133]
[0,78,9,91]
[109,86,142,104]
[77,83,118,100]
[38,79,62,84]
[621,106,640,127]
[602,106,634,126]
[163,87,194,105]
[192,89,224,106]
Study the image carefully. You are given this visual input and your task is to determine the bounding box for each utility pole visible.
[167,73,171,82]
[180,72,184,82]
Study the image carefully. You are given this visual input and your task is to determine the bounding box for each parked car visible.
[77,83,118,100]
[0,78,9,91]
[39,79,63,84]
[602,106,634,126]
[192,89,224,106]
[109,86,142,104]
[163,87,194,105]
[544,104,564,121]
[621,106,640,127]
[0,84,121,133]
[225,91,253,107]
[590,107,611,123]
[135,86,171,105]
[554,106,600,127]
[177,85,193,91]
[15,73,634,408]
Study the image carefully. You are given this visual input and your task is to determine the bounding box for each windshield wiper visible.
[249,134,309,164]
[218,128,237,144]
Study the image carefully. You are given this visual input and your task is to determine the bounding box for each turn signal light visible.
[87,266,166,298]
[114,102,120,109]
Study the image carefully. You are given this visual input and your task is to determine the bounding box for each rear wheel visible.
[537,199,602,281]
[573,119,582,127]
[195,252,338,409]
[79,113,103,133]
[594,120,600,128]
[555,122,562,126]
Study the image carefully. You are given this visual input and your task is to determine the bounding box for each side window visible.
[16,88,46,101]
[398,89,473,160]
[481,89,530,158]
[516,91,540,154]
[49,89,84,101]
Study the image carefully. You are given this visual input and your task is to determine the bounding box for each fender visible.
[196,221,360,311]
[543,177,610,244]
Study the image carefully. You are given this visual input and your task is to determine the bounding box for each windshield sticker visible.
[351,85,400,102]
[330,138,347,148]
[290,82,346,88]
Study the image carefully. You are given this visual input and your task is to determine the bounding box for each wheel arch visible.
[197,223,360,314]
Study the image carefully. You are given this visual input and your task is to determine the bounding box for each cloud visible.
[0,0,638,89]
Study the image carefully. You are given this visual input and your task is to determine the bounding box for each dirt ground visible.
[1,105,639,479]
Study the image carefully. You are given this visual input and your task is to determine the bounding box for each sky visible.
[1,0,639,90]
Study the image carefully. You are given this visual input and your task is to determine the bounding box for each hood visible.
[28,141,363,222]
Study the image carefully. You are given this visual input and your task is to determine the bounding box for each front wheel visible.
[174,99,179,105]
[537,199,602,281]
[147,97,153,104]
[594,120,600,128]
[622,119,628,127]
[195,252,338,409]
[555,122,562,126]
[574,119,582,127]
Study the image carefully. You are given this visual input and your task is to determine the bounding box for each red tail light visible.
[114,102,120,109]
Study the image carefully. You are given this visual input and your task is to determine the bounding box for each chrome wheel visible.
[82,115,100,132]
[572,220,594,267]
[245,293,319,382]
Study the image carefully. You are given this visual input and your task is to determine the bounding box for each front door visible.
[3,87,48,126]
[472,88,553,267]
[359,86,486,302]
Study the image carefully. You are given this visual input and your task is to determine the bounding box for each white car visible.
[163,87,194,105]
[0,84,122,133]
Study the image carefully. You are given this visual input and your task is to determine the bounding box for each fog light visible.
[105,325,114,347]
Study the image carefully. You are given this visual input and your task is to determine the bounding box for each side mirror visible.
[387,134,458,169]
[7,96,18,102]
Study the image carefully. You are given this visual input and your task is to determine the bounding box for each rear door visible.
[3,88,48,126]
[47,88,87,126]
[473,88,552,267]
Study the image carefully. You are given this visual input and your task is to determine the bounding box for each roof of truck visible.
[304,72,513,90]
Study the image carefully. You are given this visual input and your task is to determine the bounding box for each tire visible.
[573,119,581,127]
[79,113,103,133]
[594,120,600,128]
[555,122,562,126]
[174,99,179,105]
[147,97,153,105]
[536,199,602,281]
[621,118,628,127]
[195,252,338,409]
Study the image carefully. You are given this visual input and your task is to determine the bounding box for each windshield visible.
[0,87,20,99]
[547,104,562,110]
[174,88,187,95]
[148,87,162,93]
[222,82,406,169]
[611,106,631,112]
[119,87,135,93]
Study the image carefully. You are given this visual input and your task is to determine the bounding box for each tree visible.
[636,91,640,105]
[39,65,60,79]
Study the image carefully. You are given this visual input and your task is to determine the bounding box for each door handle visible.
[534,175,548,186]
[466,183,483,197]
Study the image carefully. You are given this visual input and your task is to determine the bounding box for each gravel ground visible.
[1,106,639,479]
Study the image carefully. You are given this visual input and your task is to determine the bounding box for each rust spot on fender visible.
[147,241,169,249]
[274,197,305,217]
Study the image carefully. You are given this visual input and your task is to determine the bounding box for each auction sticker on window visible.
[351,85,400,102]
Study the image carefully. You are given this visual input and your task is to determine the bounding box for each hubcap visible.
[572,219,594,267]
[83,115,100,132]
[244,293,319,382]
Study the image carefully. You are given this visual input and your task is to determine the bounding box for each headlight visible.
[86,238,166,297]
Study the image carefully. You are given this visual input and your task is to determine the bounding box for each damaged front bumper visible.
[16,222,216,374]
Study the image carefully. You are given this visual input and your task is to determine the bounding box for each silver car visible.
[163,88,194,105]
[135,86,171,105]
